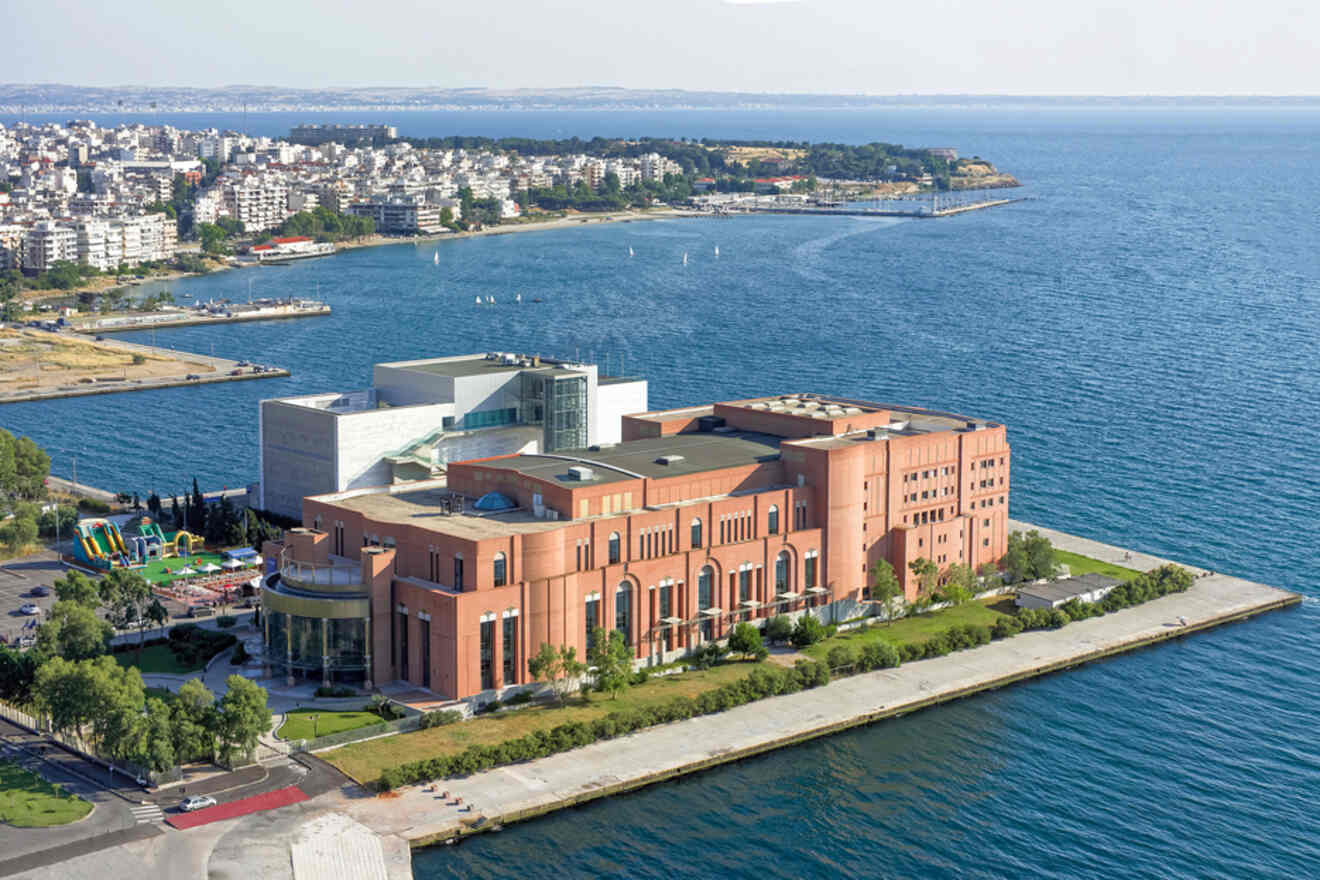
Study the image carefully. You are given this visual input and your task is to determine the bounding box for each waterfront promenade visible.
[8,522,1298,880]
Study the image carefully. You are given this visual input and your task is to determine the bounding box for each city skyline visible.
[6,0,1320,96]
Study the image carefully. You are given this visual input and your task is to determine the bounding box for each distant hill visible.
[1,85,1317,113]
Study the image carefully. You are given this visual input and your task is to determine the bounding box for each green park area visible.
[802,597,1011,661]
[278,709,384,741]
[139,552,232,586]
[326,661,754,783]
[114,642,206,675]
[1054,549,1141,581]
[0,759,93,827]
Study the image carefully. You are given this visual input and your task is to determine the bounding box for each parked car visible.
[18,604,41,616]
[185,374,200,380]
[95,335,105,341]
[179,795,216,812]
[18,635,36,648]
[29,586,50,597]
[188,605,215,618]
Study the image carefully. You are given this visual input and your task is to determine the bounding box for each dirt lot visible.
[0,329,216,394]
[723,145,807,164]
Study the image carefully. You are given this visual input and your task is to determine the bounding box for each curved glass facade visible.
[262,574,370,684]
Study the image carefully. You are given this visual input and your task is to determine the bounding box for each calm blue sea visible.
[3,107,1319,878]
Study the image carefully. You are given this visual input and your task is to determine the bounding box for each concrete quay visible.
[330,521,1298,854]
[16,522,1298,880]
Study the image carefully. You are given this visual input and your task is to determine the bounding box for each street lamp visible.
[308,714,319,739]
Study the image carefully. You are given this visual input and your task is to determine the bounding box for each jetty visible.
[29,521,1298,880]
[70,298,330,335]
[719,195,1025,219]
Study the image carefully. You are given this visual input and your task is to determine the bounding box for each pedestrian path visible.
[129,803,164,824]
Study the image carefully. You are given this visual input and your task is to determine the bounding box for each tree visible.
[172,678,217,763]
[1002,530,1058,583]
[130,697,177,772]
[908,557,939,595]
[869,560,903,625]
[0,514,38,553]
[790,614,828,648]
[587,627,632,699]
[942,563,976,605]
[101,569,153,659]
[764,614,794,645]
[728,622,763,659]
[32,655,144,757]
[527,642,587,706]
[52,570,101,607]
[34,601,113,661]
[0,645,38,703]
[215,675,271,766]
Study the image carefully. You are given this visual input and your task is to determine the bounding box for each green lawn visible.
[1054,549,1141,581]
[278,709,384,741]
[0,759,92,827]
[139,552,232,585]
[803,598,1010,660]
[114,643,205,675]
[325,661,757,784]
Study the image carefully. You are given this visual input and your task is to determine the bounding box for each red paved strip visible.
[166,785,307,830]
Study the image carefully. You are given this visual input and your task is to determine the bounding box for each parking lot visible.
[0,551,64,644]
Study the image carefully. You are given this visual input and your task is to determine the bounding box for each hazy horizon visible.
[7,0,1320,96]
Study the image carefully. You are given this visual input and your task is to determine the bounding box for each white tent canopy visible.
[198,562,221,573]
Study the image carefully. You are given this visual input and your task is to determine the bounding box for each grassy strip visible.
[114,642,205,675]
[0,759,92,827]
[803,598,1008,659]
[1054,549,1141,581]
[326,662,753,784]
[278,709,382,741]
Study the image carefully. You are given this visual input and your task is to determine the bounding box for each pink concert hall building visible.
[261,394,1010,700]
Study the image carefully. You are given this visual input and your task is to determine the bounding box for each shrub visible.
[826,644,856,672]
[728,622,763,659]
[1047,609,1069,629]
[216,615,237,629]
[418,709,463,729]
[77,498,111,514]
[790,615,828,649]
[631,668,650,686]
[229,642,248,664]
[506,690,533,705]
[991,615,1024,640]
[314,684,357,698]
[689,641,730,670]
[764,615,794,645]
[900,642,924,663]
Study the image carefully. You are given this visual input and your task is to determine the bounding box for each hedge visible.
[373,564,1194,790]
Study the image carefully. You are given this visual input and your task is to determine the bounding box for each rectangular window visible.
[397,611,409,681]
[658,584,673,652]
[615,589,631,645]
[479,619,494,690]
[420,618,431,689]
[502,616,517,684]
[585,596,600,656]
[805,556,818,588]
[739,568,751,602]
[580,499,590,519]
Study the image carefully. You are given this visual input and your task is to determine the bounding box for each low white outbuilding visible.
[1015,573,1125,610]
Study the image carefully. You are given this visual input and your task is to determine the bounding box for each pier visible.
[70,300,330,335]
[719,195,1026,219]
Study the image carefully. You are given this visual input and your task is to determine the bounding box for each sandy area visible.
[0,328,216,393]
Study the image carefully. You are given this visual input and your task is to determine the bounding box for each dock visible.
[725,196,1025,219]
[325,520,1297,857]
[70,300,330,335]
[0,332,287,405]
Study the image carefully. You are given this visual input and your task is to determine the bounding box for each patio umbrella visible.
[221,559,244,570]
[175,566,197,575]
[199,562,221,573]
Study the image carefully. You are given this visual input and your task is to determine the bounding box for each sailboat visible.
[433,252,439,265]
[714,245,720,257]
[515,293,522,303]
[487,296,495,305]
[682,252,688,266]
[628,246,634,258]
[475,296,482,305]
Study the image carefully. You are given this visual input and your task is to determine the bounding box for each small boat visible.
[682,252,688,266]
[433,252,439,265]
[515,293,522,303]
[487,296,495,305]
[628,246,634,258]
[532,297,544,303]
[714,245,720,257]
[474,296,482,305]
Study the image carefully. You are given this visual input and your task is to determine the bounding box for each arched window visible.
[691,517,703,548]
[767,505,779,535]
[775,551,790,592]
[608,531,621,564]
[698,566,714,640]
[615,581,632,646]
[493,552,506,587]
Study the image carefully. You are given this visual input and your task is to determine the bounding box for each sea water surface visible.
[2,108,1319,878]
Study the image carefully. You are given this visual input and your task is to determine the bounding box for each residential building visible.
[23,221,77,271]
[289,124,398,147]
[260,393,1010,697]
[345,195,442,234]
[258,352,648,519]
[219,177,289,232]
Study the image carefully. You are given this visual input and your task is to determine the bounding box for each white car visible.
[18,604,41,616]
[179,795,217,812]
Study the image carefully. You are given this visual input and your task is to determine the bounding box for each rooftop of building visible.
[1016,573,1124,603]
[322,482,566,540]
[471,430,784,485]
[378,352,603,381]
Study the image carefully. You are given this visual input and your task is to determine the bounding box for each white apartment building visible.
[219,177,289,232]
[74,219,111,270]
[23,222,77,271]
[0,225,24,270]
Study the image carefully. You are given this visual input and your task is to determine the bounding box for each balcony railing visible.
[279,550,362,588]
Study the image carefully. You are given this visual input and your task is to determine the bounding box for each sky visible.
[5,0,1319,95]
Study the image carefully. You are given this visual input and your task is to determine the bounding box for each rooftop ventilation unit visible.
[655,454,686,466]
[587,443,617,452]
[697,415,726,432]
[567,465,595,481]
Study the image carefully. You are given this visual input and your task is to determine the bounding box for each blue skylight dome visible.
[473,491,516,511]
